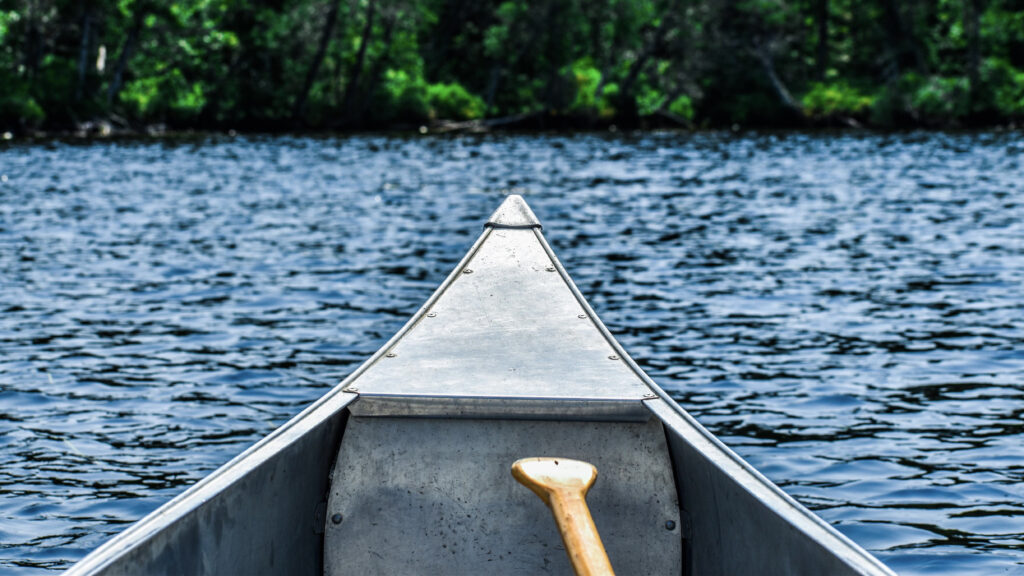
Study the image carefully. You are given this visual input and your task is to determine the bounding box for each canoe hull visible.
[68,397,890,576]
[66,391,354,576]
[66,196,893,576]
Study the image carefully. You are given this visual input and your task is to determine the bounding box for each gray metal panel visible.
[65,390,357,576]
[324,417,681,575]
[485,194,542,228]
[350,395,650,421]
[646,399,896,576]
[348,226,653,419]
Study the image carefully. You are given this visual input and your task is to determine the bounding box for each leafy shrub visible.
[426,82,485,120]
[120,77,162,118]
[0,77,45,128]
[635,85,666,116]
[901,73,969,120]
[378,69,430,123]
[170,80,207,121]
[568,60,601,112]
[0,96,45,128]
[120,69,206,123]
[801,82,874,117]
[597,82,619,118]
[983,58,1024,117]
[869,84,902,127]
[668,95,694,121]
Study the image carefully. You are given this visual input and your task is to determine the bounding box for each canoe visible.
[66,195,894,575]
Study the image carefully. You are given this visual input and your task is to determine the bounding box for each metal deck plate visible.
[485,194,542,228]
[324,417,681,575]
[347,225,653,420]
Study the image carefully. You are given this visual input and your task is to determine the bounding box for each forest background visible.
[3,0,1024,134]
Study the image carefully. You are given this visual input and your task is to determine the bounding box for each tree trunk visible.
[76,2,93,102]
[341,0,377,120]
[24,0,42,79]
[482,13,544,114]
[542,0,565,113]
[815,0,828,80]
[753,45,803,117]
[619,2,678,111]
[965,0,983,114]
[107,10,144,107]
[880,0,905,81]
[484,65,502,112]
[908,0,929,73]
[425,0,463,79]
[356,12,396,120]
[293,0,342,125]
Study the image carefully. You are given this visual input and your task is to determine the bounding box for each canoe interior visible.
[324,417,680,574]
[70,401,886,576]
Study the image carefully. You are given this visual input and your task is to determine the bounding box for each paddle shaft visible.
[545,487,615,576]
[511,458,615,576]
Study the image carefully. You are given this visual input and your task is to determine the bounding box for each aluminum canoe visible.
[66,195,895,576]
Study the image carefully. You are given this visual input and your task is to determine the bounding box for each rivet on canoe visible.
[577,314,587,319]
[462,268,473,274]
[331,513,343,525]
[608,355,619,361]
[347,387,358,393]
[386,352,397,358]
[545,266,556,272]
[644,392,657,399]
[665,520,676,531]
[427,312,437,318]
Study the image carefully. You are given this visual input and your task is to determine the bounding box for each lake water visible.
[1,132,1022,574]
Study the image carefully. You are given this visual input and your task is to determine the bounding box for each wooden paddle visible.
[511,457,615,576]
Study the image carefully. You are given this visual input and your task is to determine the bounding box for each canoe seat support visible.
[323,417,681,575]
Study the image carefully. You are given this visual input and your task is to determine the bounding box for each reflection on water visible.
[1,132,1022,574]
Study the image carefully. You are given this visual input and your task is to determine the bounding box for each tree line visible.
[2,0,1024,133]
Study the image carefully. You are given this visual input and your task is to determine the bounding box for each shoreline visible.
[3,119,1023,145]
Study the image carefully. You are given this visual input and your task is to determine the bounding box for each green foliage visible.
[376,68,485,123]
[121,69,206,123]
[0,84,45,127]
[2,0,1024,131]
[801,82,875,117]
[0,10,18,45]
[668,95,694,120]
[636,85,666,116]
[120,77,161,119]
[599,83,619,118]
[568,61,602,112]
[902,73,970,120]
[737,0,795,27]
[868,84,901,127]
[426,82,485,120]
[984,58,1024,116]
[379,69,430,123]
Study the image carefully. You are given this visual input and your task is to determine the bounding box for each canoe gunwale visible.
[63,389,357,575]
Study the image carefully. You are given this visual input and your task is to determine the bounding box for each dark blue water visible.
[1,132,1022,574]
